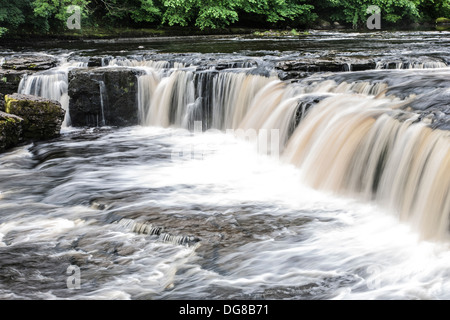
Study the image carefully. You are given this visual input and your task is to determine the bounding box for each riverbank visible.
[0,21,444,45]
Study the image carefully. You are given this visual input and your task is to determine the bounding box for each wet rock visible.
[0,69,29,96]
[68,67,144,127]
[0,93,4,111]
[278,71,310,81]
[1,55,58,71]
[4,93,65,140]
[0,55,59,96]
[0,111,23,152]
[87,56,112,67]
[275,58,376,75]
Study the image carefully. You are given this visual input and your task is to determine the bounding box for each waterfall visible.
[375,59,448,70]
[98,81,107,126]
[135,66,449,241]
[137,68,278,130]
[283,94,450,240]
[137,69,161,124]
[108,58,185,70]
[18,60,87,127]
[213,72,278,129]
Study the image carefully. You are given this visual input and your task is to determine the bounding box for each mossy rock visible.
[0,69,31,96]
[4,93,65,140]
[436,17,450,24]
[0,111,23,152]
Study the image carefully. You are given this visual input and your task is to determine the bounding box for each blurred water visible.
[1,31,450,300]
[0,127,449,300]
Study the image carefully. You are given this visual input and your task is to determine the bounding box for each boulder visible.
[0,69,29,96]
[68,67,143,127]
[4,93,65,140]
[436,17,450,31]
[333,21,346,29]
[316,19,332,30]
[0,111,23,152]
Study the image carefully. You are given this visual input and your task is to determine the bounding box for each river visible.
[0,31,449,300]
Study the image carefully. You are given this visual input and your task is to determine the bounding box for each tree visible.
[239,0,314,25]
[322,0,420,28]
[0,0,28,35]
[162,0,239,29]
[94,0,162,25]
[32,0,91,32]
[415,0,450,21]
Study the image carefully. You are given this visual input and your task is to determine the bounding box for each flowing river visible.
[0,31,449,300]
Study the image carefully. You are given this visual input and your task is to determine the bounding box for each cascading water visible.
[18,60,87,127]
[15,53,449,241]
[133,64,450,242]
[283,94,449,240]
[98,81,107,127]
[2,32,450,300]
[375,59,448,70]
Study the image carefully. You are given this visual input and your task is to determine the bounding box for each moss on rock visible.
[5,93,65,141]
[436,17,450,24]
[0,111,23,152]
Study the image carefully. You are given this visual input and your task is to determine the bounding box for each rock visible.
[436,17,450,25]
[0,55,59,96]
[275,58,376,75]
[316,19,332,29]
[1,55,58,71]
[4,93,65,140]
[333,21,346,29]
[0,93,4,112]
[0,111,23,152]
[436,17,450,31]
[68,67,143,127]
[87,56,112,67]
[0,69,29,96]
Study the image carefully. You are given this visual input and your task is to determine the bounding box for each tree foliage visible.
[0,0,28,33]
[32,0,91,31]
[0,0,449,36]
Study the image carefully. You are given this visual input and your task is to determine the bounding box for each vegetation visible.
[0,0,449,38]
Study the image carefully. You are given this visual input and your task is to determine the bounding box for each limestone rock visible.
[0,111,23,152]
[1,55,58,71]
[68,67,143,127]
[5,93,65,140]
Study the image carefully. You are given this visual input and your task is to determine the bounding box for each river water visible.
[0,31,449,300]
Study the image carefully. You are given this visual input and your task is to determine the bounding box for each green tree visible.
[162,0,239,29]
[0,0,28,35]
[415,0,450,21]
[323,0,420,28]
[239,0,314,25]
[96,0,162,25]
[32,0,91,32]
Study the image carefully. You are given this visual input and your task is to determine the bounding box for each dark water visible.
[1,31,450,300]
